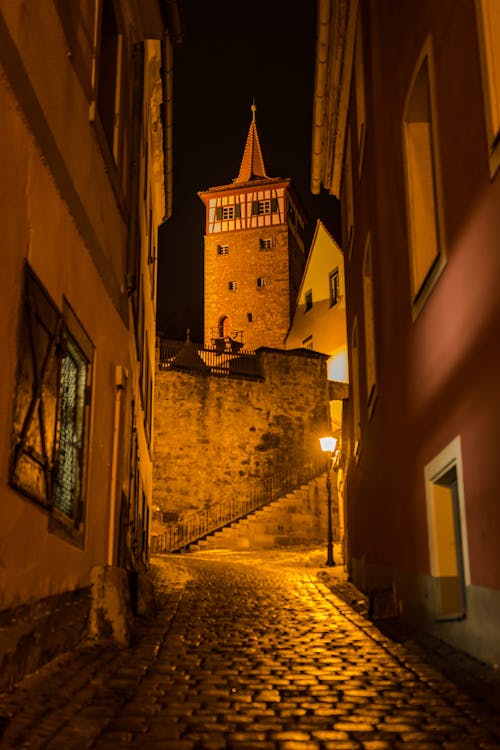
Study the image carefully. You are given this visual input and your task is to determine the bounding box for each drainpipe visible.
[108,366,127,566]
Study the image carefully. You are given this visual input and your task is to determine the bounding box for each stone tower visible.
[198,105,307,351]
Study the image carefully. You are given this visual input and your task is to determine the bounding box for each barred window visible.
[260,238,272,250]
[54,337,88,518]
[217,244,229,255]
[256,277,266,288]
[228,281,238,290]
[10,265,93,543]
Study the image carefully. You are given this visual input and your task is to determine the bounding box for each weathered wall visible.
[195,476,341,556]
[153,348,330,519]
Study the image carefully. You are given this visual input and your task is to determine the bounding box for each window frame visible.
[329,268,340,308]
[10,267,93,548]
[402,36,447,320]
[475,0,500,177]
[304,289,313,313]
[362,233,377,418]
[228,281,238,291]
[89,0,127,212]
[354,7,366,177]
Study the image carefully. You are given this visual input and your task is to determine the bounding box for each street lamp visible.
[319,436,338,567]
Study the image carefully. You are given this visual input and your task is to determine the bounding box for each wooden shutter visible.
[215,206,223,220]
[251,201,259,215]
[271,197,278,213]
[234,203,241,218]
[10,267,62,506]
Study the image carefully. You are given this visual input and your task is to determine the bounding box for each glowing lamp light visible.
[319,436,337,453]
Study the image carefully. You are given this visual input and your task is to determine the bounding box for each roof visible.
[234,103,269,183]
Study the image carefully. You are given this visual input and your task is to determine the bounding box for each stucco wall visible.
[153,348,330,519]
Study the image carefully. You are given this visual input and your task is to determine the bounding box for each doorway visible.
[425,437,469,620]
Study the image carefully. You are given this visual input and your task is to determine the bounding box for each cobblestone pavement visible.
[1,548,500,749]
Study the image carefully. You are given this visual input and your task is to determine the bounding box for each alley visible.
[1,550,500,750]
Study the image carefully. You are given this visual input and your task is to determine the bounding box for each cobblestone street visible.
[1,549,500,750]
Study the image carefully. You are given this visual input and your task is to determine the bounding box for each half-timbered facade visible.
[199,106,307,351]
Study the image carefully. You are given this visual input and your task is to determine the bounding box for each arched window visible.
[218,315,231,338]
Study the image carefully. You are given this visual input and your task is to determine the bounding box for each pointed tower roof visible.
[234,103,269,183]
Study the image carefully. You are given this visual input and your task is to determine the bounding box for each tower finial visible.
[251,98,256,122]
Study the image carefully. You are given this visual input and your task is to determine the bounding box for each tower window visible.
[247,312,253,322]
[228,281,238,291]
[215,205,241,221]
[257,277,266,288]
[217,244,229,255]
[305,290,313,312]
[260,238,272,250]
[251,198,278,215]
[329,268,340,307]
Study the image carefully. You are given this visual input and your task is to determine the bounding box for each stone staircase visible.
[186,474,333,553]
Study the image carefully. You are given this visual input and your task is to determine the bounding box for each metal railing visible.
[151,458,326,554]
[158,338,262,379]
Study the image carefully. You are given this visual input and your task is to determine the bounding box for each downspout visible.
[311,0,332,195]
[108,366,127,566]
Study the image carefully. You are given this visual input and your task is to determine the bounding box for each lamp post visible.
[319,436,337,567]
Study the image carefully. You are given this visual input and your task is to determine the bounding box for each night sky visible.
[157,0,340,342]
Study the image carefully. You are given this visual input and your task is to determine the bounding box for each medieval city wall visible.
[153,348,330,521]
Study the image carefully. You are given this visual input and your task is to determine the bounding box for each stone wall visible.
[153,348,330,520]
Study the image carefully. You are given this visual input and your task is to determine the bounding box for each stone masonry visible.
[153,348,330,524]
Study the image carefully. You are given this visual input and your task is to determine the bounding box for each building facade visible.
[312,0,500,664]
[285,219,348,385]
[0,0,181,677]
[199,105,307,351]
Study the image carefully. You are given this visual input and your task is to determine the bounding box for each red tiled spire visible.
[234,102,269,183]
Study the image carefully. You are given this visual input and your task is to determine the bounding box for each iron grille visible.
[54,340,86,518]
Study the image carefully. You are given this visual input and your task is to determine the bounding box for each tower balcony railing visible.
[158,337,262,379]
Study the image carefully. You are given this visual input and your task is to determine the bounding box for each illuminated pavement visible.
[1,549,500,749]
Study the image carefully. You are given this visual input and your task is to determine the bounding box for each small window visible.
[228,281,238,291]
[305,289,313,312]
[260,238,272,250]
[329,269,340,307]
[216,205,241,221]
[247,312,253,322]
[257,277,266,288]
[217,244,229,255]
[252,199,278,216]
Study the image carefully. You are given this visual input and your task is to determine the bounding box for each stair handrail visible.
[151,456,327,553]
